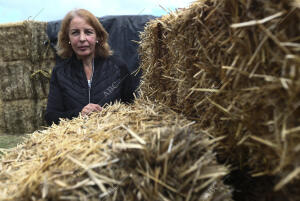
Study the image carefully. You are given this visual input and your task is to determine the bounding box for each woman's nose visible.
[79,32,86,41]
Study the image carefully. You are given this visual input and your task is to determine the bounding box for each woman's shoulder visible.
[95,54,129,75]
[52,57,72,74]
[106,54,129,74]
[109,54,126,65]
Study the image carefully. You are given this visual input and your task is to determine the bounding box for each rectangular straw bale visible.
[30,58,55,99]
[26,21,56,62]
[0,100,3,134]
[0,59,53,101]
[0,21,55,101]
[0,60,35,100]
[0,98,232,201]
[0,21,55,62]
[0,20,55,134]
[1,99,47,134]
[0,22,30,61]
[139,0,300,196]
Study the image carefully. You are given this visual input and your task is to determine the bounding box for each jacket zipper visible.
[88,59,94,104]
[88,85,91,103]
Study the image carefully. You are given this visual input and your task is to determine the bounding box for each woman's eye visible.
[85,30,94,35]
[71,31,79,35]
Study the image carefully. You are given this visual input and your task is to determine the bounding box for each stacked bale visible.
[0,99,232,201]
[139,0,300,198]
[0,21,55,134]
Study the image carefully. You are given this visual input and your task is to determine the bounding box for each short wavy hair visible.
[56,9,113,59]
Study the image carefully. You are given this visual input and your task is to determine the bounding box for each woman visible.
[45,9,135,125]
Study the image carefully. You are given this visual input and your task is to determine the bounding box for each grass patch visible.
[0,134,26,155]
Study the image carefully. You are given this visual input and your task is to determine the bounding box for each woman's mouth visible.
[78,46,89,51]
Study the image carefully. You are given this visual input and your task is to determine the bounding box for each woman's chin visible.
[75,52,93,59]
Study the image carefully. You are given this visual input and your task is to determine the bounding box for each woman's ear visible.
[98,36,103,43]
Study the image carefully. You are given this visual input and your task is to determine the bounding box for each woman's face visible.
[68,16,98,60]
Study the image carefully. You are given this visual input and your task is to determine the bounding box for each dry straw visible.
[0,20,55,134]
[293,0,300,7]
[0,20,54,63]
[0,99,232,201]
[139,0,300,193]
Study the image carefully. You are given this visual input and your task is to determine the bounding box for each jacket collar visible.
[71,54,104,70]
[70,54,106,88]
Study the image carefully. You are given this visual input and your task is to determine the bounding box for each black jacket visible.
[45,55,136,125]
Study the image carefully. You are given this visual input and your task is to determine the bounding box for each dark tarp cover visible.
[46,15,157,94]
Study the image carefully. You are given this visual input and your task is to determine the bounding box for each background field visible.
[0,135,25,154]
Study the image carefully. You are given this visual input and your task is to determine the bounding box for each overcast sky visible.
[0,0,193,23]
